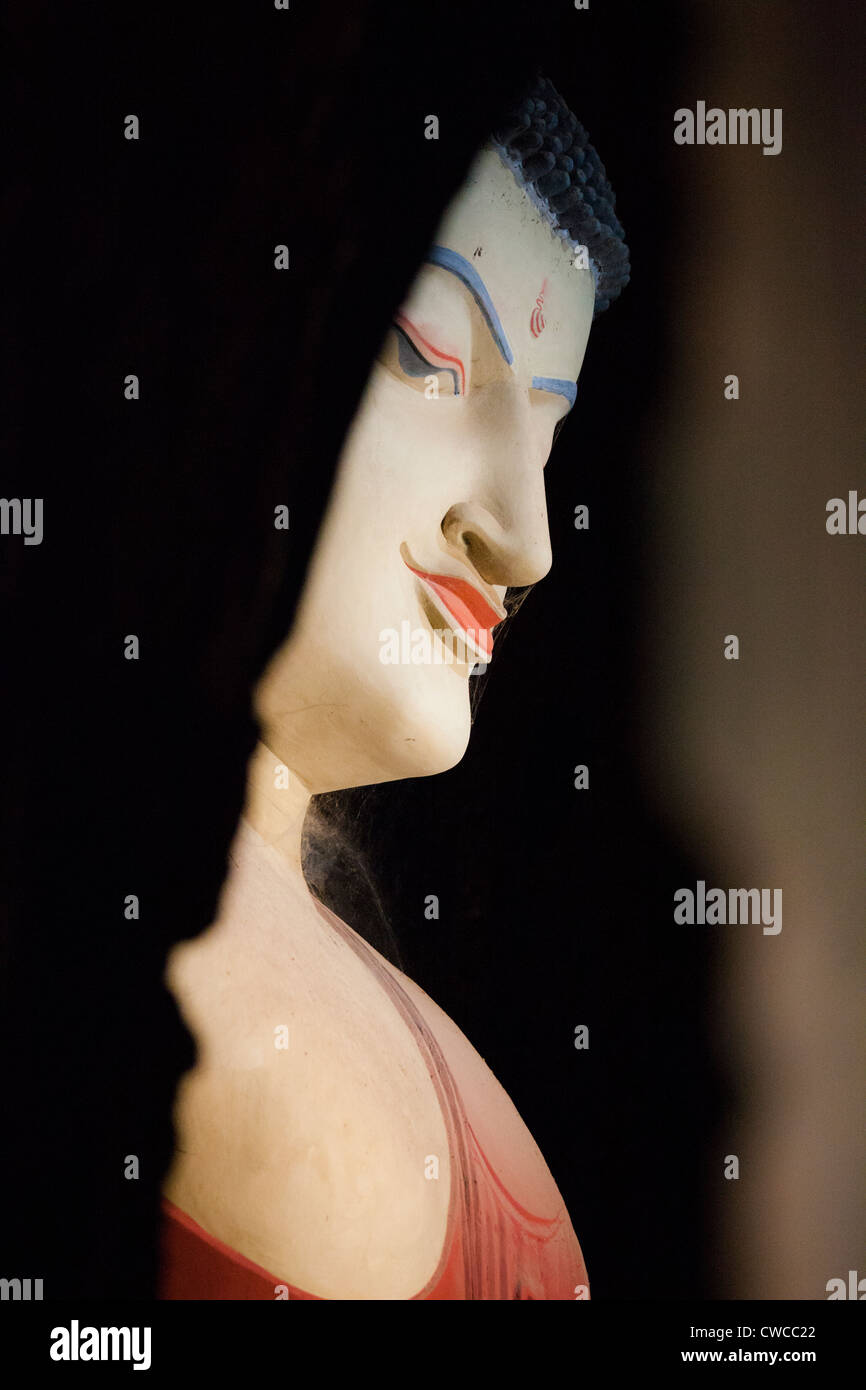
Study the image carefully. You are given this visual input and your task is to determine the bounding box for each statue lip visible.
[401,551,506,660]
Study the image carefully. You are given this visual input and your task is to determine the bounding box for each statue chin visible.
[253,143,595,796]
[255,635,475,794]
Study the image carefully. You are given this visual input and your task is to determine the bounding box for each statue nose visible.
[440,498,552,590]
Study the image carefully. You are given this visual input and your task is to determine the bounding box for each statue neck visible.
[241,740,312,873]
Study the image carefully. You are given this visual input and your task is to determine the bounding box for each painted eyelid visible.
[393,322,436,369]
[392,324,461,398]
[394,313,466,394]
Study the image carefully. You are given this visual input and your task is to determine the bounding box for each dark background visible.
[7,0,857,1304]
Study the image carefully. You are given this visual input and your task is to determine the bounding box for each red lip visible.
[404,561,505,658]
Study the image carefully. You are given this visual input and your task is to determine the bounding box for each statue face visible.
[255,146,596,792]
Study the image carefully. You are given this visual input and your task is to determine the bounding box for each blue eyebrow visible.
[531,376,577,409]
[426,245,514,365]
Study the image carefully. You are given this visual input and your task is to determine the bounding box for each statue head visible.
[254,77,629,793]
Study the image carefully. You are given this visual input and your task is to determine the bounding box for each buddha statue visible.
[159,75,629,1301]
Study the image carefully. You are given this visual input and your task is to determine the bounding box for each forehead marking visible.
[530,278,548,338]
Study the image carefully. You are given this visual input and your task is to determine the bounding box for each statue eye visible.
[395,324,438,375]
[378,320,462,396]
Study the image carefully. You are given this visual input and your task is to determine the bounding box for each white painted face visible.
[255,145,596,792]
